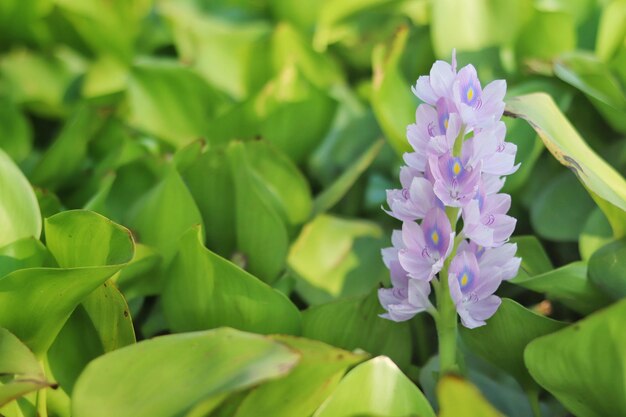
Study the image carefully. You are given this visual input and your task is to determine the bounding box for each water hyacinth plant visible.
[380,52,521,372]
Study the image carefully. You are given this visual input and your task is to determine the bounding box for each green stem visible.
[527,389,542,417]
[36,359,48,417]
[436,207,461,376]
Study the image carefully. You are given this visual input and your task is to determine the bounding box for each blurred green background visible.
[1,0,626,414]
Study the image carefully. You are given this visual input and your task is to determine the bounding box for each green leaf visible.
[30,106,104,190]
[0,148,41,248]
[54,0,151,62]
[0,237,50,278]
[126,166,204,268]
[243,140,312,226]
[162,227,301,335]
[183,145,237,257]
[588,239,626,300]
[235,336,367,417]
[0,96,32,163]
[525,298,626,417]
[516,11,576,61]
[437,376,502,417]
[302,290,412,369]
[371,26,415,155]
[0,327,54,407]
[530,170,596,242]
[510,235,553,280]
[48,281,135,395]
[579,207,613,260]
[161,1,272,99]
[45,209,134,268]
[124,59,225,147]
[505,92,626,238]
[313,356,435,417]
[596,0,626,61]
[289,215,387,305]
[461,299,567,391]
[432,0,533,57]
[72,328,300,417]
[512,261,610,315]
[554,52,626,111]
[0,210,134,356]
[312,139,384,216]
[229,142,289,283]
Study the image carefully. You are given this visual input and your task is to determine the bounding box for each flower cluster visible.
[379,52,521,329]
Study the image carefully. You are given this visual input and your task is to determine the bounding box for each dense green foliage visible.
[1,0,626,416]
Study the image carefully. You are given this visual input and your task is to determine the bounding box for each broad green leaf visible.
[525,298,626,417]
[162,227,301,335]
[313,356,435,417]
[0,267,128,356]
[161,1,272,99]
[124,60,225,147]
[371,26,415,155]
[512,261,610,315]
[243,140,312,226]
[596,0,626,61]
[0,148,42,247]
[516,11,576,61]
[302,290,412,369]
[229,142,289,283]
[183,146,237,257]
[0,47,82,117]
[510,236,553,280]
[0,327,54,407]
[530,170,596,242]
[554,52,626,132]
[45,210,134,269]
[0,96,32,162]
[505,93,626,237]
[461,299,567,391]
[289,215,386,305]
[126,166,204,268]
[588,239,626,300]
[72,328,300,417]
[438,376,502,417]
[554,52,626,111]
[235,336,367,417]
[312,139,384,216]
[29,106,104,190]
[81,55,128,98]
[115,243,162,300]
[0,210,134,356]
[579,207,613,260]
[432,0,533,57]
[0,237,50,278]
[53,0,151,62]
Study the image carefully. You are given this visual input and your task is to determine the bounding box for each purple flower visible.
[448,250,503,329]
[462,190,516,247]
[412,59,457,106]
[385,175,440,221]
[453,65,506,129]
[465,122,519,176]
[429,153,482,207]
[398,208,454,281]
[378,231,433,321]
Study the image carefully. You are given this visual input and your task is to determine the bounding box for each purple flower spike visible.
[380,50,519,329]
[448,250,503,329]
[462,192,517,247]
[429,153,482,207]
[398,208,454,281]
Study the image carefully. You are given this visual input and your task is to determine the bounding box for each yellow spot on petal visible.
[444,118,449,130]
[467,87,474,102]
[461,273,469,287]
[431,231,439,245]
[453,162,461,176]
